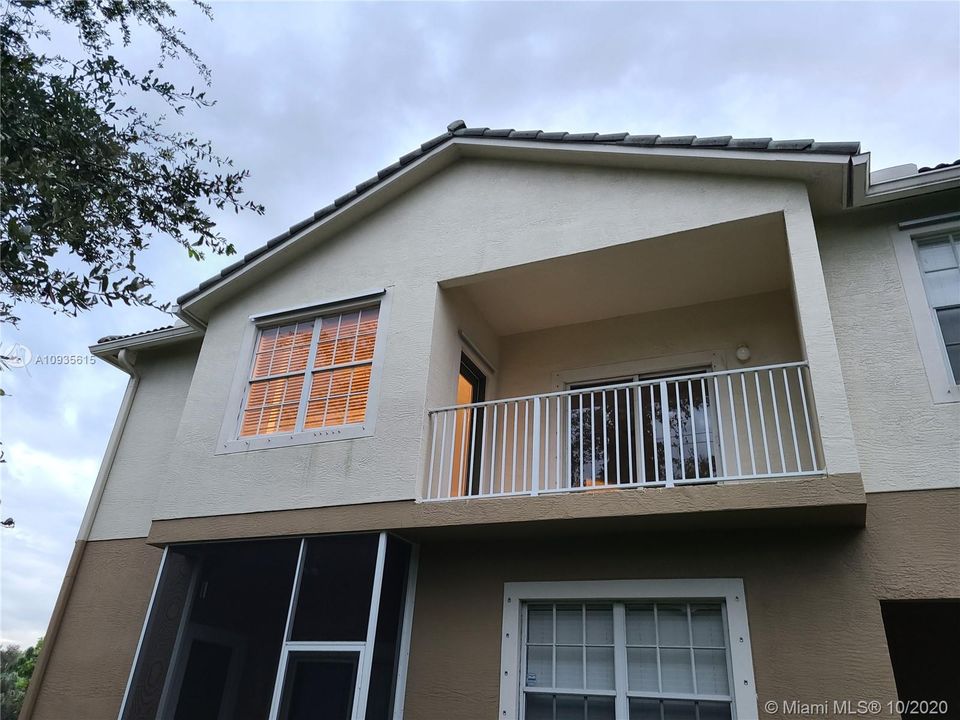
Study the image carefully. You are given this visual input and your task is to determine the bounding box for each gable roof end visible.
[175,120,862,307]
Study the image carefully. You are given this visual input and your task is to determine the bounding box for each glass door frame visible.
[452,353,487,497]
[564,365,720,489]
[267,533,387,720]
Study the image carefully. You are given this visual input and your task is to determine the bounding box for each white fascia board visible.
[89,324,202,363]
[455,136,853,167]
[850,152,960,207]
[176,138,852,319]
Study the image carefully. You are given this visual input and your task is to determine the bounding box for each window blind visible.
[240,305,380,438]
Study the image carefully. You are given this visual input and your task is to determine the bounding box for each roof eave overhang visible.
[176,137,855,324]
[90,324,203,368]
[455,136,853,168]
[849,153,960,208]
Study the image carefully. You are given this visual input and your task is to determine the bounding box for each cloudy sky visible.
[1,1,958,648]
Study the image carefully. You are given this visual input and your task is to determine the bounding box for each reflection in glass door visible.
[569,379,637,487]
[642,376,717,484]
[568,369,718,488]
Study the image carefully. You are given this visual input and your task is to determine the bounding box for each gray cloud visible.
[1,0,957,646]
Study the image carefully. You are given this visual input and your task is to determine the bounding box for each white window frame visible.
[266,534,386,720]
[550,352,724,392]
[499,579,757,720]
[216,288,391,454]
[891,216,960,404]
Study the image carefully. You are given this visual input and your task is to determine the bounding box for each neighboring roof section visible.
[919,159,960,173]
[175,120,862,306]
[91,324,201,368]
[97,324,177,344]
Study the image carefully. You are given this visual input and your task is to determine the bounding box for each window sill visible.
[933,383,960,405]
[215,423,374,454]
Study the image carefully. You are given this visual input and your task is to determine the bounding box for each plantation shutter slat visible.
[239,305,380,437]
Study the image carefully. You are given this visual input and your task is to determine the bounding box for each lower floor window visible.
[503,581,755,720]
[524,602,732,720]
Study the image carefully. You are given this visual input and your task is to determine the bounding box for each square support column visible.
[783,191,862,478]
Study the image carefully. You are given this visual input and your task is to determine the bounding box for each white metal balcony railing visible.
[423,362,822,502]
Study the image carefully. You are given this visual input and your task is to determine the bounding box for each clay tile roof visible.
[97,325,177,344]
[174,120,864,306]
[918,159,960,173]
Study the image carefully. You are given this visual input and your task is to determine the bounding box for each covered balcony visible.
[424,361,820,501]
[420,211,861,521]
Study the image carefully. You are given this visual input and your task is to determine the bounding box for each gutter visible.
[19,348,141,720]
[175,304,208,333]
[90,325,202,370]
[846,153,960,208]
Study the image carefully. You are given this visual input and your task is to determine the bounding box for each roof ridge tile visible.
[768,138,815,151]
[656,135,696,146]
[596,132,629,142]
[623,134,660,145]
[692,135,734,147]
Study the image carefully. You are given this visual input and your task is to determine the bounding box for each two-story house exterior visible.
[21,121,959,720]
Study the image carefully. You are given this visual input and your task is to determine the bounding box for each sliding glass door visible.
[568,368,718,488]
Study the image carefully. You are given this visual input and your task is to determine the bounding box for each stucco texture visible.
[29,539,163,720]
[90,341,201,540]
[142,159,852,527]
[403,489,959,720]
[817,193,960,493]
[26,490,957,720]
[493,290,802,397]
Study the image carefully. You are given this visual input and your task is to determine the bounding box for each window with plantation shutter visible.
[239,304,380,438]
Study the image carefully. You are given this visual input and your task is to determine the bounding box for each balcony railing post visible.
[423,361,821,501]
[531,399,541,496]
[659,380,675,487]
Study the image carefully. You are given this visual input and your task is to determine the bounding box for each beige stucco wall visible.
[495,290,802,397]
[817,193,960,493]
[139,159,852,525]
[403,488,959,720]
[26,489,958,720]
[90,342,201,540]
[29,539,163,720]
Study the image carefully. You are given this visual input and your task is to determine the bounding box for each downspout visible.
[76,348,140,539]
[19,348,140,719]
[845,157,855,209]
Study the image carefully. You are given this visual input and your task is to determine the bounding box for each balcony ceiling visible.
[453,213,791,336]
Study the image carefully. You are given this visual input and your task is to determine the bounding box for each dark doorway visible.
[166,539,300,720]
[277,652,359,720]
[881,600,960,718]
[451,353,486,496]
